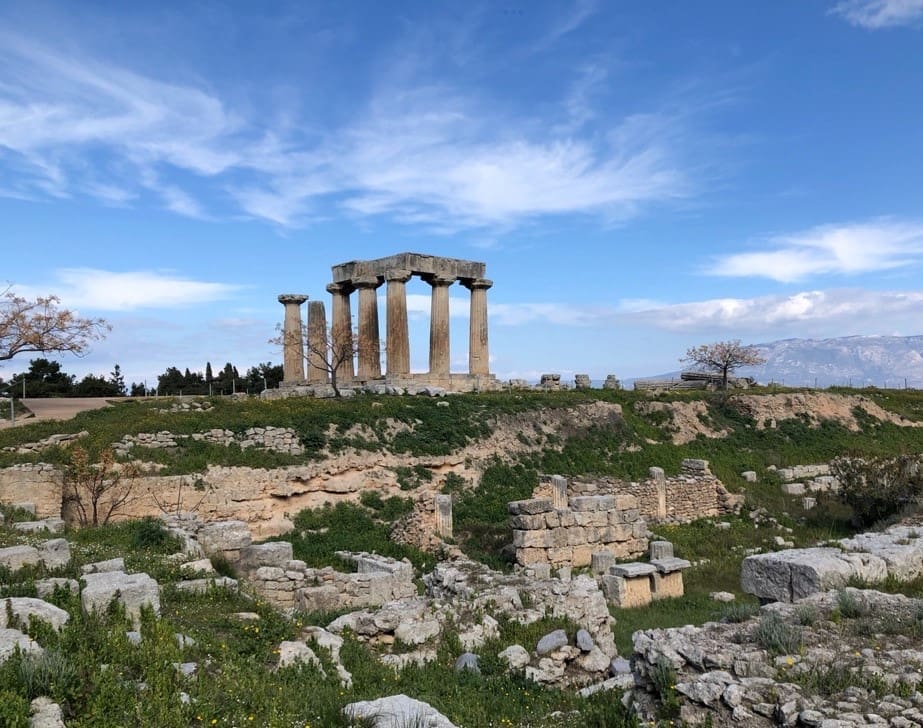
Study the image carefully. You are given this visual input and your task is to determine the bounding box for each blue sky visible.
[2,0,923,387]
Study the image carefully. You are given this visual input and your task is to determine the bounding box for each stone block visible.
[295,585,341,613]
[565,527,587,546]
[602,573,652,608]
[781,482,806,496]
[591,551,616,575]
[741,471,757,483]
[513,530,553,548]
[0,545,40,572]
[546,547,573,565]
[571,496,614,512]
[649,541,674,560]
[82,558,124,574]
[507,499,553,516]
[530,563,552,579]
[613,494,639,511]
[238,542,294,572]
[536,629,568,655]
[81,571,160,627]
[0,597,70,632]
[37,539,70,570]
[197,520,252,556]
[516,548,548,566]
[802,497,817,510]
[550,528,568,547]
[610,562,656,578]
[0,628,43,663]
[544,511,560,528]
[34,578,79,598]
[558,511,576,527]
[650,557,691,573]
[510,514,546,530]
[651,571,685,600]
[572,545,593,567]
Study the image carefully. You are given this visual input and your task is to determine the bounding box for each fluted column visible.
[354,275,383,380]
[385,269,412,377]
[426,274,454,378]
[307,300,329,384]
[277,294,308,383]
[326,282,355,382]
[463,278,492,376]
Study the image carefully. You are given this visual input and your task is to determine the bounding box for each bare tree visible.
[681,339,766,390]
[270,326,364,397]
[0,287,109,362]
[62,447,140,526]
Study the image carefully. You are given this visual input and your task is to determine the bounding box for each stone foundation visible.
[508,493,647,568]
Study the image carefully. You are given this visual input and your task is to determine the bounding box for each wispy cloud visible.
[831,0,923,28]
[627,288,923,333]
[13,269,242,311]
[707,219,923,282]
[0,21,699,231]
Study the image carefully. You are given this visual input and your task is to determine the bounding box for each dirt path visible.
[0,397,122,429]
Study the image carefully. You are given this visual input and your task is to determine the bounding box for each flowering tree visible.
[0,288,109,362]
[681,339,765,390]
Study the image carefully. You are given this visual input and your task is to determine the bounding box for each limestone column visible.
[277,294,308,383]
[385,269,412,377]
[463,278,492,376]
[426,274,455,378]
[307,300,329,384]
[551,474,568,510]
[326,282,355,382]
[434,494,453,539]
[354,275,383,380]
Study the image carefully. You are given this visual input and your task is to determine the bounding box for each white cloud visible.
[0,25,695,230]
[708,219,923,282]
[627,288,923,332]
[831,0,923,28]
[14,269,242,311]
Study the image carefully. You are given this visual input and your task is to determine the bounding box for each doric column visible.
[277,294,308,383]
[354,275,383,380]
[307,300,329,384]
[385,269,412,377]
[425,274,455,377]
[462,278,492,376]
[326,282,355,382]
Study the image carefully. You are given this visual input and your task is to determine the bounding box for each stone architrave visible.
[326,283,355,382]
[307,301,329,384]
[425,274,455,377]
[354,275,383,380]
[277,294,308,383]
[462,278,492,377]
[385,269,412,376]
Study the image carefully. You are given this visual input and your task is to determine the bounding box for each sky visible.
[2,0,923,387]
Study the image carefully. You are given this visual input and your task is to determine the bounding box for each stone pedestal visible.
[307,301,329,384]
[463,278,491,377]
[385,269,411,376]
[278,294,308,383]
[425,275,454,377]
[354,276,383,380]
[326,283,355,382]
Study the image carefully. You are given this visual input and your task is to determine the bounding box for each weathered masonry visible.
[279,252,498,391]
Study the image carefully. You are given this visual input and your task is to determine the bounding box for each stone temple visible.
[277,253,498,393]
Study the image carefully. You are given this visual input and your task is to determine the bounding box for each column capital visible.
[385,268,412,283]
[423,274,456,287]
[461,278,492,291]
[353,275,384,289]
[278,293,309,304]
[326,282,354,295]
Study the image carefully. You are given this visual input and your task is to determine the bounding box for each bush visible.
[129,517,180,552]
[0,689,29,727]
[17,649,79,702]
[752,613,802,655]
[719,601,759,623]
[831,454,923,526]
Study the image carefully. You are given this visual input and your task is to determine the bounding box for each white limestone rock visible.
[29,696,65,728]
[0,628,43,663]
[0,598,70,632]
[81,571,160,626]
[0,545,40,571]
[498,644,530,670]
[343,694,457,728]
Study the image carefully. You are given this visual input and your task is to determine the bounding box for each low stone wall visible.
[509,493,647,568]
[2,431,88,454]
[239,542,415,612]
[0,464,62,519]
[112,427,304,456]
[555,459,743,525]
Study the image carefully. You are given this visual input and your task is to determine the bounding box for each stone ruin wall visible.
[509,487,648,569]
[542,459,744,525]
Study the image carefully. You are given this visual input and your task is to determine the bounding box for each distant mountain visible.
[740,335,923,388]
[632,335,923,389]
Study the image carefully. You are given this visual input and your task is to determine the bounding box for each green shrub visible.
[831,454,923,526]
[649,658,681,719]
[0,689,29,727]
[129,517,181,552]
[836,589,868,619]
[719,601,759,623]
[753,613,802,655]
[17,649,79,702]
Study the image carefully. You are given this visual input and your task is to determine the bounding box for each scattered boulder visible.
[29,696,65,728]
[0,545,40,571]
[0,627,43,663]
[454,652,480,674]
[498,644,530,670]
[0,598,70,632]
[343,694,457,728]
[536,629,568,656]
[81,571,160,627]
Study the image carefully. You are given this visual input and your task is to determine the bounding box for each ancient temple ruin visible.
[278,253,498,393]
